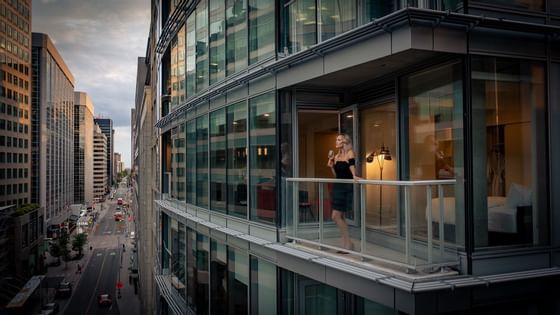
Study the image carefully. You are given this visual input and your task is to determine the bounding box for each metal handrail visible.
[285,177,458,272]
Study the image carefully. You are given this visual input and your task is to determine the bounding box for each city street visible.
[43,183,139,315]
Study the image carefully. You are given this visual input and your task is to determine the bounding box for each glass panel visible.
[210,240,228,315]
[474,0,543,11]
[210,0,226,84]
[210,109,227,212]
[172,123,186,201]
[187,228,197,309]
[250,256,277,315]
[196,234,210,315]
[301,279,336,315]
[284,0,316,54]
[197,0,209,92]
[226,0,247,76]
[471,57,547,248]
[197,115,209,207]
[171,26,186,110]
[186,119,197,204]
[320,0,357,42]
[248,0,275,64]
[360,103,397,230]
[227,101,248,218]
[175,222,186,298]
[250,92,276,223]
[362,0,395,21]
[187,14,197,97]
[228,247,248,315]
[405,61,464,247]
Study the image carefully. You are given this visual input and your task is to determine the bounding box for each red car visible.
[97,294,112,306]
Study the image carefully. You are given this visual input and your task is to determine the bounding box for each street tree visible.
[72,233,88,257]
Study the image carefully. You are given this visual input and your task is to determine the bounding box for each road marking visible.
[109,252,116,256]
[96,253,103,256]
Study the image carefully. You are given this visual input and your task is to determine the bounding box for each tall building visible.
[93,123,107,200]
[74,91,94,205]
[94,117,113,189]
[113,152,121,180]
[31,33,74,228]
[140,1,560,315]
[0,0,32,209]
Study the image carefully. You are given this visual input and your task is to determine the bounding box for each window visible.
[196,0,209,92]
[474,0,543,11]
[197,115,209,207]
[471,57,547,248]
[403,61,464,247]
[210,109,227,212]
[227,101,248,218]
[210,240,228,314]
[209,0,226,84]
[226,0,247,75]
[250,256,277,314]
[186,119,197,204]
[249,92,276,223]
[248,0,274,64]
[228,247,248,314]
[186,14,197,97]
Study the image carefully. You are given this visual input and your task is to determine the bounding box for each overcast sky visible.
[32,0,150,168]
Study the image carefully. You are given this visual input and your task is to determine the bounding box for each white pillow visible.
[505,183,532,208]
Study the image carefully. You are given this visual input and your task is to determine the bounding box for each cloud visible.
[32,0,150,128]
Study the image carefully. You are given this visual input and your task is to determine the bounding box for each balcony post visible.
[360,183,366,259]
[426,185,433,264]
[293,181,298,242]
[404,186,411,266]
[319,183,324,247]
[438,184,445,257]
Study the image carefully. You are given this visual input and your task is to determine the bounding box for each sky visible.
[32,0,151,168]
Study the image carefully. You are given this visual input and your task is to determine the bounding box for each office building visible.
[31,32,74,228]
[114,152,121,179]
[94,117,114,189]
[139,1,560,314]
[0,0,32,209]
[93,123,107,200]
[74,91,95,205]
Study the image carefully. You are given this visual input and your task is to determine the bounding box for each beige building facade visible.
[93,123,107,200]
[74,91,94,205]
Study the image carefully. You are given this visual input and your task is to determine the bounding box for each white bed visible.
[427,196,518,233]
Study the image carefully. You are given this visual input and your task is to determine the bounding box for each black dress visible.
[332,158,355,212]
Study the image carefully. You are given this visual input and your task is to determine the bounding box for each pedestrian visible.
[90,245,93,251]
[77,264,82,274]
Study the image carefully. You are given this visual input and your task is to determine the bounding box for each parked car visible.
[41,302,59,314]
[97,293,112,306]
[55,281,72,298]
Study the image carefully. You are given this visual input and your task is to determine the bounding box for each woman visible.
[327,134,359,252]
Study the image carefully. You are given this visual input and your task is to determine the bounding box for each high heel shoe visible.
[336,243,354,254]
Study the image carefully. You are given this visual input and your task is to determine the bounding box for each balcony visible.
[285,177,459,273]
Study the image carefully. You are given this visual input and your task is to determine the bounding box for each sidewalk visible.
[116,212,140,314]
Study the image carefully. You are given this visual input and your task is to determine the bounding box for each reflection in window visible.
[250,256,277,314]
[171,123,186,201]
[362,0,394,21]
[320,0,356,42]
[210,109,227,212]
[404,61,464,247]
[475,0,543,11]
[186,119,197,204]
[283,0,316,54]
[226,0,247,75]
[171,26,186,110]
[210,240,228,314]
[248,0,275,64]
[174,222,186,298]
[186,229,197,309]
[228,248,248,315]
[210,0,226,84]
[227,102,248,218]
[472,57,547,248]
[197,115,209,208]
[186,15,196,97]
[249,92,276,223]
[196,0,209,92]
[196,234,209,315]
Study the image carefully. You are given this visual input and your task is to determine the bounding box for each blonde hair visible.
[338,134,353,153]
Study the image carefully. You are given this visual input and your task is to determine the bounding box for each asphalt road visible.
[63,184,131,315]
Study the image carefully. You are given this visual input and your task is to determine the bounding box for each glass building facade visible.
[31,33,75,226]
[139,0,560,314]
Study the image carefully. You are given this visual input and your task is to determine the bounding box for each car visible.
[129,231,135,239]
[97,293,112,306]
[41,302,59,314]
[55,281,72,298]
